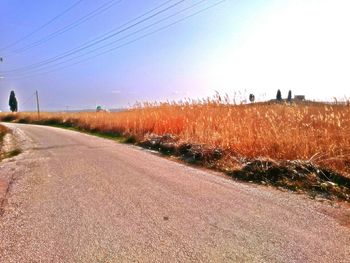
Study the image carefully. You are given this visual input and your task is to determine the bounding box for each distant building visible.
[294,95,305,101]
[96,105,110,112]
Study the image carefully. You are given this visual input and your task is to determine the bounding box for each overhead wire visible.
[19,92,36,107]
[10,0,210,76]
[1,0,175,73]
[0,0,83,52]
[10,0,227,80]
[2,0,185,74]
[13,0,123,53]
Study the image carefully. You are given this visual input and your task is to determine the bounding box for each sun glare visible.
[202,0,350,101]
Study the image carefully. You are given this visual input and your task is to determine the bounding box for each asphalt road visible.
[0,123,349,263]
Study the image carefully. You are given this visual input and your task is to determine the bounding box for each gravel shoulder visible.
[0,125,24,215]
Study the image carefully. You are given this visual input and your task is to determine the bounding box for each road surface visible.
[0,123,349,262]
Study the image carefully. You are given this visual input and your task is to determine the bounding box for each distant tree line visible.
[249,89,294,104]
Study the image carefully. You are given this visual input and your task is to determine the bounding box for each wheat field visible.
[1,99,349,176]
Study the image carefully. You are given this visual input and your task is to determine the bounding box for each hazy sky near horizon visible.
[0,0,349,111]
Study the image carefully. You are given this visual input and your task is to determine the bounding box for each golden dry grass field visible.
[1,100,349,177]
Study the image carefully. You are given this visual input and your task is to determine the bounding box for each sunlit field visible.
[1,99,349,176]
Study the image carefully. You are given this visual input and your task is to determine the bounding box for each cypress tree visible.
[287,90,292,102]
[276,89,282,101]
[9,90,18,112]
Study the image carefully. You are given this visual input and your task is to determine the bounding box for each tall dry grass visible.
[1,99,349,175]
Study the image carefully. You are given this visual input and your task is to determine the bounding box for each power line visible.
[20,92,36,107]
[0,0,83,52]
[1,0,175,74]
[11,0,225,79]
[9,0,209,76]
[13,0,123,53]
[2,0,186,74]
[10,0,227,80]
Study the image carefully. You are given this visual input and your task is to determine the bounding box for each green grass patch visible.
[49,123,127,143]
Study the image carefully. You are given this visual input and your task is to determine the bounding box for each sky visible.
[0,0,349,111]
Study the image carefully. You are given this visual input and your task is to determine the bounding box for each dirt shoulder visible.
[0,125,8,147]
[138,134,350,202]
[0,124,22,215]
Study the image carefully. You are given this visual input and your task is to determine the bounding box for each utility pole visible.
[35,90,40,120]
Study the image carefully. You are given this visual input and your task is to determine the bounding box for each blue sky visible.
[0,0,349,111]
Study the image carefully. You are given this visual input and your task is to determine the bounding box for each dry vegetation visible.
[0,125,9,158]
[0,125,8,142]
[1,98,349,199]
